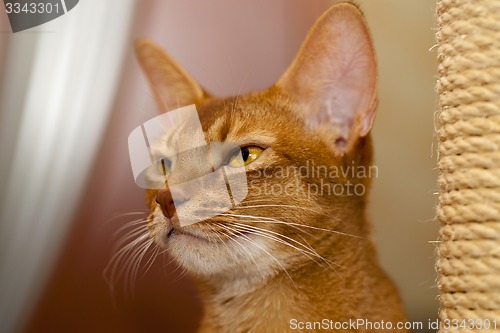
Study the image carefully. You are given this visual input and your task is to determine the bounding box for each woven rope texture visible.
[436,0,500,332]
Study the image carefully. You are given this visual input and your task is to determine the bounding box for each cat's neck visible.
[196,260,321,333]
[194,218,388,333]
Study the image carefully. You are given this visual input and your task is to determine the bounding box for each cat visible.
[134,2,408,332]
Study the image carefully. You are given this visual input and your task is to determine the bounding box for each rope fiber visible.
[436,0,500,331]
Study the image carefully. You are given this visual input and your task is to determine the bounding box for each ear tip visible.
[337,1,364,12]
[324,1,366,22]
[134,39,161,56]
[328,1,363,12]
[134,38,150,48]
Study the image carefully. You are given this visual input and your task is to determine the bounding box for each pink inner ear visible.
[323,37,377,139]
[277,4,377,142]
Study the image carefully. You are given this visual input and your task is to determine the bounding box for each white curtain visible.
[0,1,136,332]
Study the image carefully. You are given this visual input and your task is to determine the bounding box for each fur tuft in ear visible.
[135,39,207,113]
[277,3,377,149]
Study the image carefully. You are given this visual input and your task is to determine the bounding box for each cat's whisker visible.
[230,216,311,235]
[130,239,155,287]
[130,239,154,282]
[106,233,148,282]
[141,243,161,279]
[232,227,322,267]
[231,220,344,275]
[110,219,149,244]
[114,219,148,236]
[113,217,148,235]
[238,202,332,218]
[114,233,149,263]
[215,223,267,281]
[222,211,315,237]
[224,212,364,239]
[117,236,150,287]
[251,215,318,239]
[159,251,192,285]
[167,263,189,284]
[115,216,149,228]
[233,221,342,273]
[221,211,348,271]
[124,238,154,294]
[161,256,182,274]
[241,199,315,206]
[104,210,148,225]
[211,226,234,253]
[222,212,319,239]
[215,223,295,280]
[223,212,289,224]
[104,232,150,293]
[219,224,298,290]
[294,232,340,271]
[229,221,319,258]
[113,223,151,250]
[227,222,338,271]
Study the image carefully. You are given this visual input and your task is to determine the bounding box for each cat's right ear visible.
[135,39,207,113]
[276,3,377,152]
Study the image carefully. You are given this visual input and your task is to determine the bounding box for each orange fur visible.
[137,3,407,332]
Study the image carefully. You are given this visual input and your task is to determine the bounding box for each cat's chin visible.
[150,226,277,280]
[147,209,280,279]
[173,247,279,287]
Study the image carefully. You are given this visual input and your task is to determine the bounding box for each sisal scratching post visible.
[436,0,500,332]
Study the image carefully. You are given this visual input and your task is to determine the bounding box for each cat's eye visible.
[228,146,264,167]
[157,158,172,176]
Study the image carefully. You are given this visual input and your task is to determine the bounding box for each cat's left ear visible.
[135,39,208,113]
[277,3,377,149]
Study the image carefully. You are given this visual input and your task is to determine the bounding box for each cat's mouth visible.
[167,227,210,242]
[157,208,254,243]
[164,220,253,244]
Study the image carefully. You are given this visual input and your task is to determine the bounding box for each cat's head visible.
[136,3,377,283]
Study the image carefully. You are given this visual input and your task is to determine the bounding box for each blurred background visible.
[0,0,438,332]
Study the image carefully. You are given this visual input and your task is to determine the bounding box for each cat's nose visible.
[156,189,176,219]
[155,188,189,219]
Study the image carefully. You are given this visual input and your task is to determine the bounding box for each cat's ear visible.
[135,39,207,113]
[277,3,377,149]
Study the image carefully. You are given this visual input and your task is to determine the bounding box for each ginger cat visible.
[134,3,407,332]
